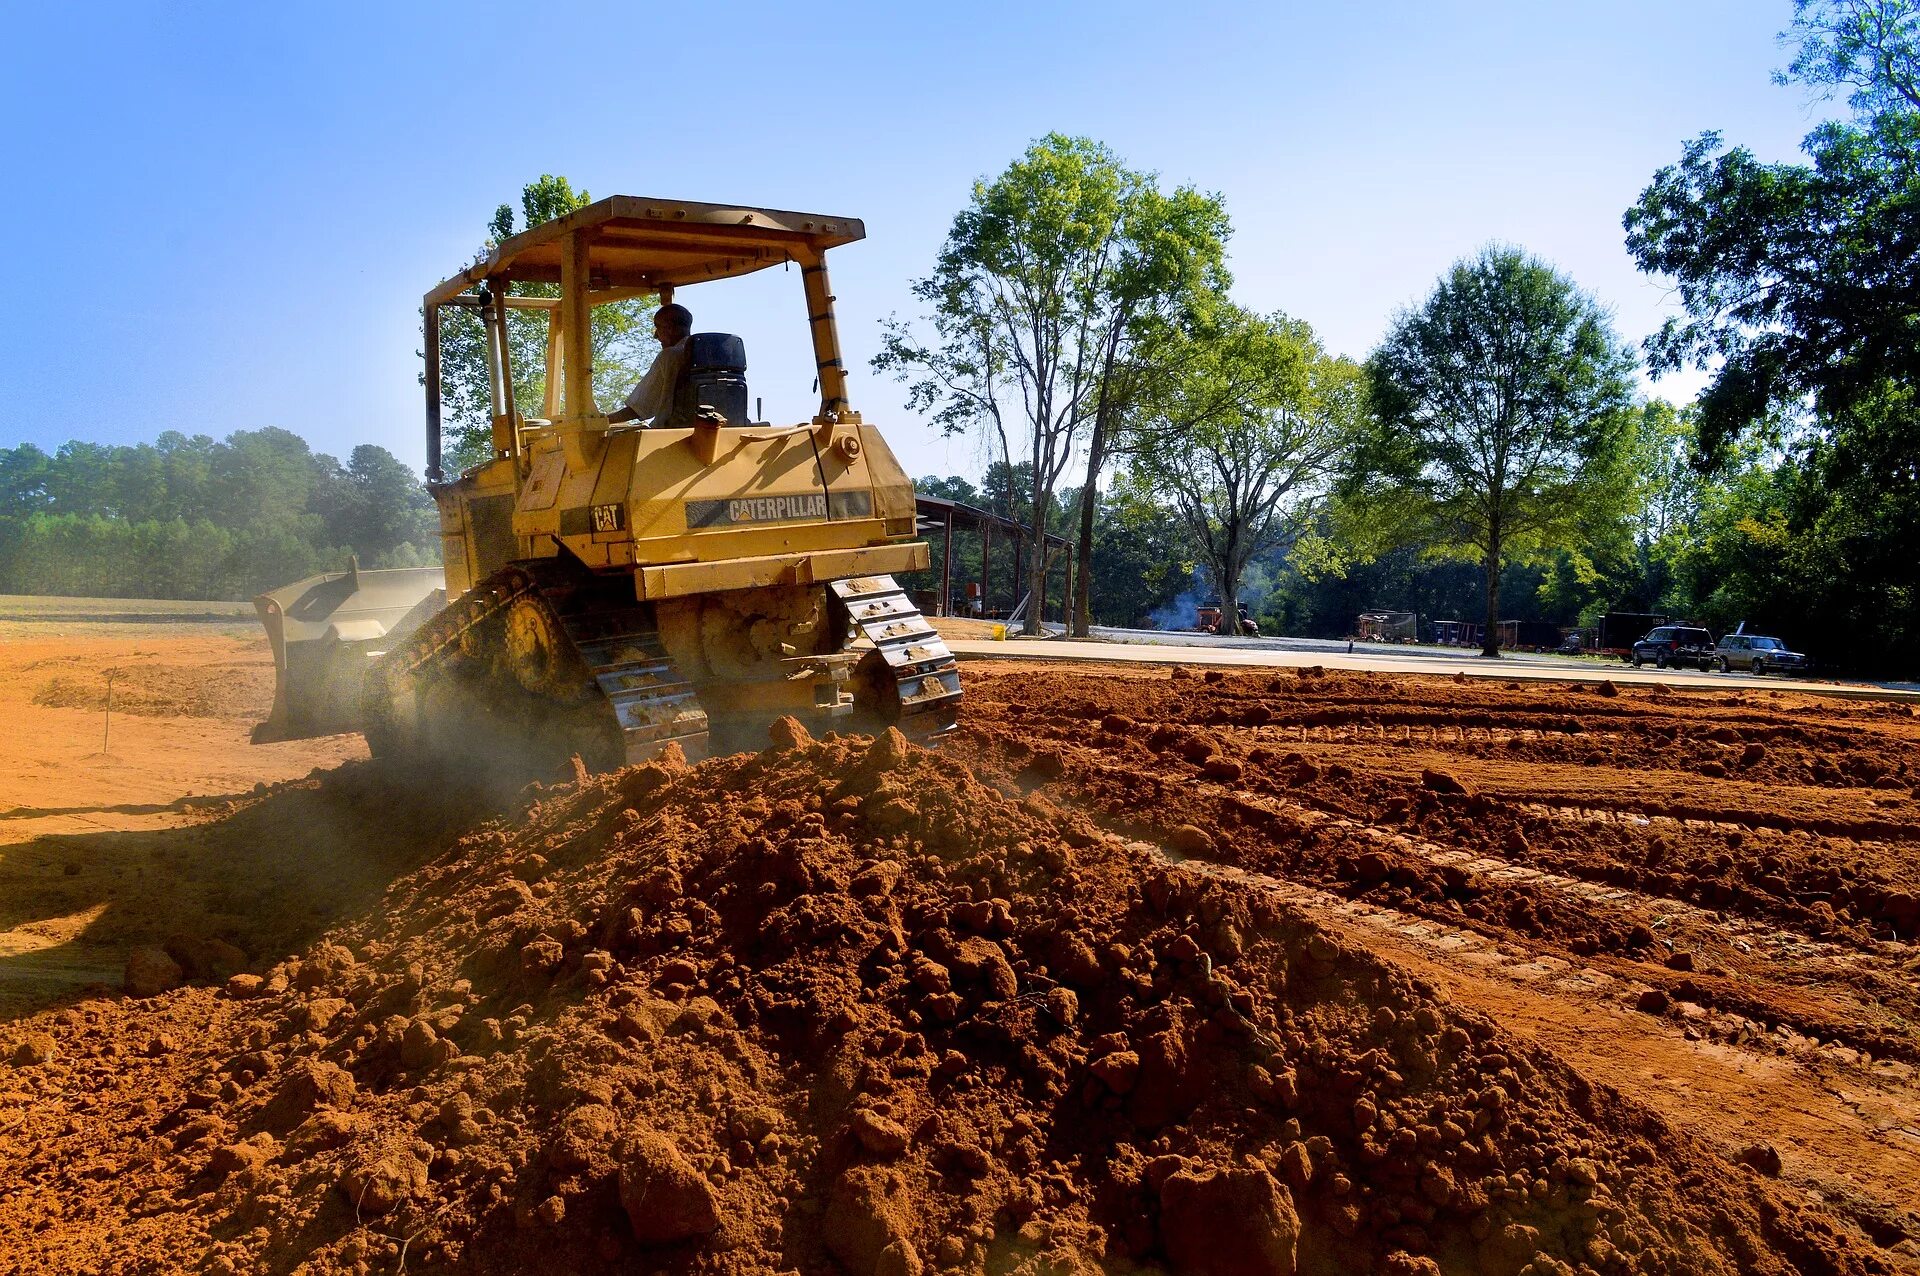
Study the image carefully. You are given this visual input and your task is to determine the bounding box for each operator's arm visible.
[607,343,686,426]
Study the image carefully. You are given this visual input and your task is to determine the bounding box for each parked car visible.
[1714,633,1811,676]
[1630,625,1716,669]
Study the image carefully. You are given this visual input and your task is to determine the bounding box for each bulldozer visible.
[252,196,960,770]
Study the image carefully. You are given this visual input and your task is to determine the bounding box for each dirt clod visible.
[766,715,811,751]
[1159,1164,1298,1276]
[9,1033,55,1066]
[618,1129,721,1245]
[123,945,184,997]
[1168,825,1216,856]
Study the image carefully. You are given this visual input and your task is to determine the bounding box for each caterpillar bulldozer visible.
[252,196,960,771]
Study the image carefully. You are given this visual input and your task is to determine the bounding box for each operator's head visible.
[654,303,692,346]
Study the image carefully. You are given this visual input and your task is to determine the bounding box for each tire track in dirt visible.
[1135,840,1920,1254]
[949,664,1920,1261]
[956,711,1920,1065]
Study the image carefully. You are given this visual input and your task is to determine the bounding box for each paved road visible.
[1089,625,1584,666]
[946,633,1920,704]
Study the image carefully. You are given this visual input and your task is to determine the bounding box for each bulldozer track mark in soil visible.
[1156,845,1920,1249]
[1061,749,1914,1061]
[954,667,1920,1071]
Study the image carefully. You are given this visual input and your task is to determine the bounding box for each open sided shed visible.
[913,495,1075,627]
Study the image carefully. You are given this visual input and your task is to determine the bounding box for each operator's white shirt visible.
[622,338,690,423]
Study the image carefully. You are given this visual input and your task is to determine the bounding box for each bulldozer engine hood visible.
[515,422,911,554]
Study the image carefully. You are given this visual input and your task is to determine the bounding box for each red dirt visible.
[950,663,1920,1256]
[0,633,363,1019]
[2,641,1918,1274]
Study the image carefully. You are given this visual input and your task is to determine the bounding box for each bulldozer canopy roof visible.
[424,196,864,306]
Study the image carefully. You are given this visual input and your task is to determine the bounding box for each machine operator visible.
[607,303,693,425]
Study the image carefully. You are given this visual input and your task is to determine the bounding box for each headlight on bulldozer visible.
[885,516,916,536]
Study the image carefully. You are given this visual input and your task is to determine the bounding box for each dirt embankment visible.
[0,721,1887,1276]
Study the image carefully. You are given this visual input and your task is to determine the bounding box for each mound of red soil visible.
[0,724,1883,1275]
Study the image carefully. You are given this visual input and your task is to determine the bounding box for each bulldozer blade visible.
[253,561,445,743]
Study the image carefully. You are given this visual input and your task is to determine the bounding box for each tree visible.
[1123,307,1362,635]
[433,175,656,472]
[1627,0,1920,459]
[913,474,983,506]
[0,445,51,519]
[1087,490,1192,627]
[1619,0,1920,672]
[1065,183,1229,636]
[876,135,1225,635]
[1624,115,1920,461]
[320,444,437,562]
[1778,0,1920,116]
[208,428,324,529]
[0,429,439,600]
[1266,535,1541,640]
[1348,246,1638,656]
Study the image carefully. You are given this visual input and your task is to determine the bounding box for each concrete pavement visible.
[945,635,1920,705]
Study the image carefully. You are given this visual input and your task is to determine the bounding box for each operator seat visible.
[667,333,749,426]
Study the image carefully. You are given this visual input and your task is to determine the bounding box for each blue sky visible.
[0,1,1828,482]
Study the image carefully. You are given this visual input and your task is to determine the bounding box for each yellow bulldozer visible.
[252,196,960,769]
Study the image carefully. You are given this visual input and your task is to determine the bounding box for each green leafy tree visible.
[1346,246,1638,656]
[1620,0,1920,671]
[1627,0,1920,458]
[1534,400,1707,624]
[1124,307,1364,633]
[1266,537,1538,641]
[1620,400,1704,611]
[877,135,1219,635]
[913,474,983,506]
[434,175,656,472]
[1778,0,1920,116]
[0,445,51,518]
[1065,183,1230,635]
[1624,114,1920,460]
[1648,447,1810,646]
[1088,490,1191,627]
[312,444,438,563]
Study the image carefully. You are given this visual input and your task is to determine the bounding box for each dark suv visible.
[1714,634,1811,676]
[1631,625,1715,670]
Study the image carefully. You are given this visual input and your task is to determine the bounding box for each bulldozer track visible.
[370,559,709,769]
[364,567,965,772]
[560,598,710,763]
[831,575,962,736]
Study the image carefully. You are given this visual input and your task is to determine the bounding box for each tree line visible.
[880,0,1920,672]
[0,429,437,600]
